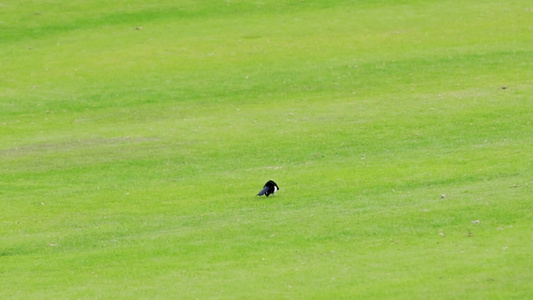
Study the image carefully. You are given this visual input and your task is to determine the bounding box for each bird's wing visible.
[257,186,269,196]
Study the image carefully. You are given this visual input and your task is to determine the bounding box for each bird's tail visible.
[257,186,269,196]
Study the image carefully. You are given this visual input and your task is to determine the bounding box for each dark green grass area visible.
[1,0,532,298]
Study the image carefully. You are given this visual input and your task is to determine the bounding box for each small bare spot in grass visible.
[265,166,282,170]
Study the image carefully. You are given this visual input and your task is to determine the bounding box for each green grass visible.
[1,0,532,298]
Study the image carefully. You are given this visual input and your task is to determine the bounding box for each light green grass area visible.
[1,0,532,298]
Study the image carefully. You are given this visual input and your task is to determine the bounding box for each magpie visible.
[257,180,279,197]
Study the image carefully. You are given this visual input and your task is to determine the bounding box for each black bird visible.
[257,180,279,197]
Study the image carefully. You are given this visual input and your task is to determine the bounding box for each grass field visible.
[1,0,532,298]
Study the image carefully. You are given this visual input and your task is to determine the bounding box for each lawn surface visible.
[1,0,532,298]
